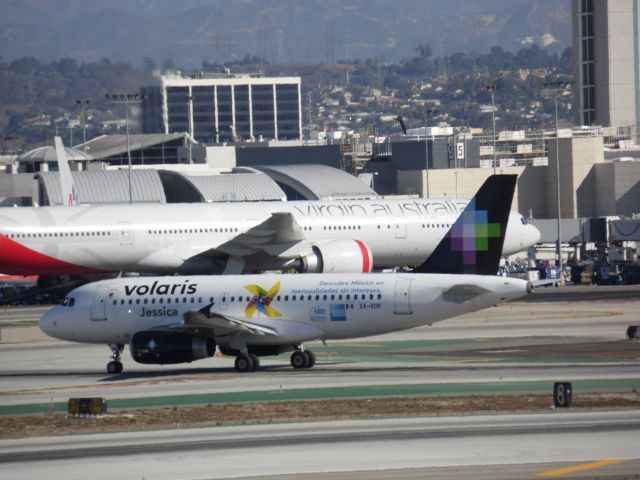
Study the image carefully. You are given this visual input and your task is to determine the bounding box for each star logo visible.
[244,282,282,318]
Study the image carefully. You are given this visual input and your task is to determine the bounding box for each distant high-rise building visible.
[142,72,302,144]
[572,0,640,140]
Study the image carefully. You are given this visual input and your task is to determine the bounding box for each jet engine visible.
[298,240,373,273]
[130,331,215,365]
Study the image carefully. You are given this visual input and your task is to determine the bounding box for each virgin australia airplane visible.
[39,175,531,373]
[0,168,539,275]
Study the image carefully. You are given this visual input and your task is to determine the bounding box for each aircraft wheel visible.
[107,361,123,374]
[290,350,309,369]
[249,354,260,371]
[306,350,316,368]
[234,355,254,373]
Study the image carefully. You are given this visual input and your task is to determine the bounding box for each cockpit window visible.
[61,297,75,307]
[520,216,529,225]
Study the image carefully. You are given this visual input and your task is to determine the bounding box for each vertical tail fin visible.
[54,136,78,206]
[413,174,517,275]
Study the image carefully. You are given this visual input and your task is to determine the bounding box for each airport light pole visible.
[105,93,146,204]
[424,108,439,198]
[75,99,90,149]
[543,80,573,286]
[186,95,193,164]
[485,84,498,174]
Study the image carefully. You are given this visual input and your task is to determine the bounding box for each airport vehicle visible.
[0,167,539,275]
[39,175,531,373]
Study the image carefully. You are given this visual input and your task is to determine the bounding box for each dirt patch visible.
[2,392,640,439]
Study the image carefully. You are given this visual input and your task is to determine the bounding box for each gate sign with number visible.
[456,142,465,160]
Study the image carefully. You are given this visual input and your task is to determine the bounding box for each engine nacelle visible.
[130,331,215,365]
[299,240,373,273]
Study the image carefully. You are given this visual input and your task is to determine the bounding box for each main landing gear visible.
[107,343,124,374]
[232,347,317,372]
[290,349,316,369]
[234,353,260,373]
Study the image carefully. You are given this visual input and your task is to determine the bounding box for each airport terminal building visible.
[142,72,302,144]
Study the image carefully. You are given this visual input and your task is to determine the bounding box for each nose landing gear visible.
[107,343,124,374]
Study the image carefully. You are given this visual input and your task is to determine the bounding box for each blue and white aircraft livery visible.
[40,175,532,373]
[0,176,539,275]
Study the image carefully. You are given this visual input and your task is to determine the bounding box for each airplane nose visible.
[39,307,59,338]
[529,224,541,246]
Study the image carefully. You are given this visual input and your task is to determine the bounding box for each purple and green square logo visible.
[449,200,501,265]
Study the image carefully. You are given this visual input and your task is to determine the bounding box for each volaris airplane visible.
[39,175,531,373]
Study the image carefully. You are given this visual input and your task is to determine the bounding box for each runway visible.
[1,412,639,479]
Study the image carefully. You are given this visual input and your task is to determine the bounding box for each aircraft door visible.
[118,222,134,246]
[394,218,407,239]
[90,285,111,321]
[394,278,413,314]
[219,292,229,311]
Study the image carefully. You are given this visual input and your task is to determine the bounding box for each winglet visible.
[54,136,78,206]
[413,174,517,275]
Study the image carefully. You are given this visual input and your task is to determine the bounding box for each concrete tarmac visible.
[0,412,639,479]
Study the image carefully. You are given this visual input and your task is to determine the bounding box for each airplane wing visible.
[191,212,307,258]
[161,304,279,337]
[134,213,308,272]
[442,284,491,303]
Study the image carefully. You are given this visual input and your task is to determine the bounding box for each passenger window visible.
[159,298,163,304]
[128,299,132,305]
[69,298,75,307]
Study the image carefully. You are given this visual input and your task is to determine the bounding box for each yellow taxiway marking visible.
[536,459,627,477]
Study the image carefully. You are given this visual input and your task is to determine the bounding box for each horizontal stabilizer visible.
[442,284,491,303]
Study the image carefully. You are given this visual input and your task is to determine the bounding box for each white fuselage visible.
[0,199,539,275]
[39,273,528,348]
